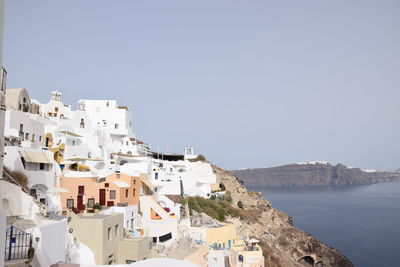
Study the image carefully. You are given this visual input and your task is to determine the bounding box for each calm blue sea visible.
[248,182,400,267]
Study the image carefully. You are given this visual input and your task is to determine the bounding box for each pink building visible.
[59,172,140,212]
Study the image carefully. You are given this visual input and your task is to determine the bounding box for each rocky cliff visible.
[231,163,400,188]
[212,165,353,267]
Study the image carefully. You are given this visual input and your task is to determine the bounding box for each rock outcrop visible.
[231,163,400,188]
[213,165,353,267]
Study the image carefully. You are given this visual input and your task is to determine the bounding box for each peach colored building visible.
[59,172,140,211]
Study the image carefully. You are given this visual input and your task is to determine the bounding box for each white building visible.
[3,146,61,206]
[101,205,139,233]
[77,100,139,159]
[139,195,178,246]
[180,161,217,198]
[147,159,217,198]
[41,90,73,120]
[4,109,45,148]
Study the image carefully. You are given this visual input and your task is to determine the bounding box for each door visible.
[99,189,106,206]
[77,195,84,211]
[78,186,85,195]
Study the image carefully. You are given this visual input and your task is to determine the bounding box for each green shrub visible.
[22,104,30,113]
[188,154,206,162]
[185,196,244,221]
[224,191,232,203]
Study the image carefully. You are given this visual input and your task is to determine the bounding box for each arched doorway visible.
[30,184,48,205]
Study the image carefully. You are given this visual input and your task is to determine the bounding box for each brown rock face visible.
[213,165,354,267]
[231,163,400,188]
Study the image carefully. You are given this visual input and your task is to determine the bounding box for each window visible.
[39,163,45,170]
[155,173,158,180]
[55,107,59,112]
[133,189,136,197]
[125,189,128,198]
[105,183,109,188]
[39,136,42,142]
[25,133,29,140]
[110,190,116,199]
[115,224,119,237]
[159,232,172,242]
[19,124,24,140]
[107,227,112,240]
[80,118,85,128]
[30,189,37,195]
[88,198,95,208]
[67,199,74,209]
[133,179,136,185]
[32,134,35,142]
[114,124,119,129]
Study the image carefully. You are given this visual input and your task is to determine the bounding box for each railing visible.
[4,225,32,261]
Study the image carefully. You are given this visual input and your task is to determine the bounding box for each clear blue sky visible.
[3,0,400,170]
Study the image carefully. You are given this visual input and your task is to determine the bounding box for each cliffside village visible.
[0,86,266,267]
[0,4,264,264]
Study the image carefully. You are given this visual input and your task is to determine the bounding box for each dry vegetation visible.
[3,166,30,192]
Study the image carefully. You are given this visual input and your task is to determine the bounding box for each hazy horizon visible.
[3,0,400,171]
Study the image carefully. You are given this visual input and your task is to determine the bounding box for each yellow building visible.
[67,211,155,265]
[191,223,238,250]
[67,212,124,265]
[230,239,264,267]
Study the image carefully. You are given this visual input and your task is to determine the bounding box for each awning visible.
[20,150,53,164]
[112,152,139,158]
[58,130,82,137]
[64,157,103,162]
[247,238,260,243]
